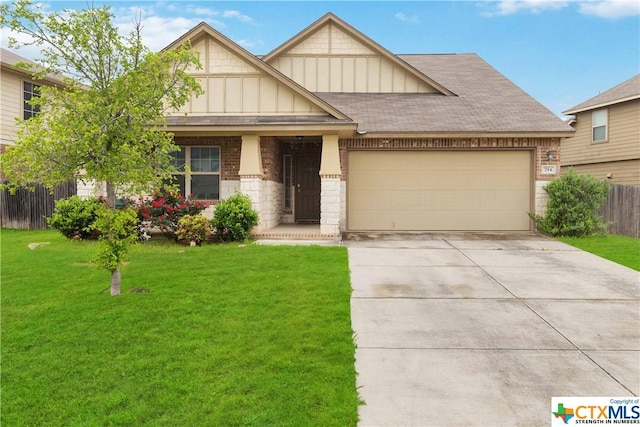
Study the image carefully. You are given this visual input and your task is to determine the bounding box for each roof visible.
[0,48,66,86]
[563,74,640,115]
[316,54,573,134]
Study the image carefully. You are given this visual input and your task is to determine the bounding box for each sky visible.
[2,0,639,118]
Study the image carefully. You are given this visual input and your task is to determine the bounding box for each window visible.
[592,109,608,142]
[23,81,40,120]
[283,154,292,211]
[169,146,220,200]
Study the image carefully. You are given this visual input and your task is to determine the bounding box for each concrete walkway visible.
[346,233,640,426]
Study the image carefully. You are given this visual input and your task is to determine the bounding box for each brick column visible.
[320,135,341,236]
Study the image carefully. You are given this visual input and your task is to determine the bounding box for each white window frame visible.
[592,109,608,143]
[23,81,40,120]
[171,146,221,200]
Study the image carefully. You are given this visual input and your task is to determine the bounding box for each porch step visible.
[251,231,341,241]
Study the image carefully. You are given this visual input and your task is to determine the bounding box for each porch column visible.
[320,134,341,236]
[239,134,264,231]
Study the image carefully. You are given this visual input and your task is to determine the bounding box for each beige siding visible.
[562,100,640,165]
[348,151,532,231]
[269,22,437,94]
[1,69,22,146]
[562,159,640,186]
[172,36,325,115]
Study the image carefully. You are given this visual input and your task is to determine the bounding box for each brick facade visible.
[339,137,562,181]
[259,136,283,182]
[174,136,241,181]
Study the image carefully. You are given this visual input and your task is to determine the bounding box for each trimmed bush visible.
[47,195,104,239]
[211,193,259,242]
[136,189,208,238]
[175,214,211,245]
[530,169,609,237]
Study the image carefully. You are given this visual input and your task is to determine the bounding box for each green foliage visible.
[1,229,359,425]
[530,169,609,237]
[47,195,104,239]
[93,207,138,271]
[136,189,208,238]
[211,193,259,242]
[0,0,203,204]
[175,214,211,245]
[558,235,640,271]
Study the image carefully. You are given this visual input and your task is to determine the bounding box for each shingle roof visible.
[0,48,66,85]
[316,54,573,134]
[563,74,640,114]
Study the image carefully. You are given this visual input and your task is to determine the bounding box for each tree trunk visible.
[105,180,117,211]
[110,268,121,296]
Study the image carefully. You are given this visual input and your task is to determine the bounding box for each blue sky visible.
[2,1,639,118]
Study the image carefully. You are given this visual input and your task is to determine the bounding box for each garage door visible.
[348,151,532,231]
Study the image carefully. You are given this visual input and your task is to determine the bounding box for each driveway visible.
[346,233,640,426]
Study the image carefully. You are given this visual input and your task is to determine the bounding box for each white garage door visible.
[348,151,532,231]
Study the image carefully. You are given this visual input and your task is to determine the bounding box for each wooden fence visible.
[0,181,77,230]
[599,183,640,238]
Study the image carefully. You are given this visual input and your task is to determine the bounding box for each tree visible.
[1,0,203,295]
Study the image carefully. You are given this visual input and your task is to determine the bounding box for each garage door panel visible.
[348,151,532,231]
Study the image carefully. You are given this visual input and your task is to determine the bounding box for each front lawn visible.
[557,234,640,271]
[1,229,359,426]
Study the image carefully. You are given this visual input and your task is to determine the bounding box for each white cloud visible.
[578,0,640,18]
[2,2,258,57]
[394,12,420,23]
[222,10,253,23]
[484,0,569,16]
[235,39,255,49]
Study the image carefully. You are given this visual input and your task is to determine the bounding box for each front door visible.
[295,156,321,223]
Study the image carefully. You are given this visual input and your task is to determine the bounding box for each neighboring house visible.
[562,74,640,186]
[0,48,65,156]
[1,48,76,229]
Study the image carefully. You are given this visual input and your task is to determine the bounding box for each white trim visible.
[563,94,640,115]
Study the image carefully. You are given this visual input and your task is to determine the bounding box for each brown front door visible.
[295,156,321,223]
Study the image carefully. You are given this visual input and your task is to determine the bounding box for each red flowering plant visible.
[136,188,208,238]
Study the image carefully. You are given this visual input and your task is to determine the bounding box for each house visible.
[157,13,574,236]
[0,48,66,156]
[18,13,574,235]
[1,48,76,229]
[561,74,640,186]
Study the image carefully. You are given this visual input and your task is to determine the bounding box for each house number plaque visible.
[541,165,557,175]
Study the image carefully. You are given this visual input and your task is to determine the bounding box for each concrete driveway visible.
[346,233,640,426]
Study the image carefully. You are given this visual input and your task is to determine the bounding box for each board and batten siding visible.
[268,22,437,94]
[562,100,640,165]
[0,69,23,147]
[171,36,325,115]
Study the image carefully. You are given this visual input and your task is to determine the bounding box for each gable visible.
[163,23,349,119]
[264,16,452,95]
[174,35,325,115]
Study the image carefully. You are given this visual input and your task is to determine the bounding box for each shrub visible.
[93,207,139,272]
[136,189,208,238]
[47,195,104,239]
[530,169,609,237]
[211,193,259,242]
[175,214,211,245]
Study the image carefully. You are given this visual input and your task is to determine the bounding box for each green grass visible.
[558,234,640,271]
[1,229,359,426]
